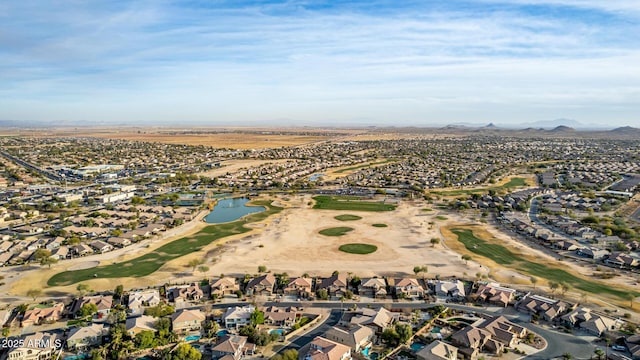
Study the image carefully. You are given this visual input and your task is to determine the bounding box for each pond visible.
[204,198,266,224]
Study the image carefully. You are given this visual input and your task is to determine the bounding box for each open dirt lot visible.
[19,126,361,149]
[206,195,479,278]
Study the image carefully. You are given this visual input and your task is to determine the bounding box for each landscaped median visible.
[47,200,282,286]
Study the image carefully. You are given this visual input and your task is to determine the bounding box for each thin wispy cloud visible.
[0,0,638,126]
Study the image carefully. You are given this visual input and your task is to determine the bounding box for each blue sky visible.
[1,0,639,127]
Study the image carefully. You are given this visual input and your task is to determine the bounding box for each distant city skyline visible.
[1,1,639,127]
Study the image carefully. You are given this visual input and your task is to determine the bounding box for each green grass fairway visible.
[319,227,354,236]
[339,243,378,254]
[372,223,388,227]
[431,177,529,196]
[48,200,282,286]
[451,228,640,300]
[334,214,363,221]
[313,196,396,212]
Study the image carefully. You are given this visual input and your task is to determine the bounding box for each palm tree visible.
[530,277,538,289]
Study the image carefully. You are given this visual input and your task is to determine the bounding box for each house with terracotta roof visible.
[284,277,313,299]
[473,283,516,307]
[211,277,240,298]
[245,274,276,297]
[72,295,113,318]
[168,283,204,302]
[21,302,65,327]
[393,278,424,300]
[451,325,502,359]
[298,336,352,360]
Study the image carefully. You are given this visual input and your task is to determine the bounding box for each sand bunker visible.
[67,261,99,271]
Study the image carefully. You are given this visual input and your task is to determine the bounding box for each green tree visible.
[316,289,329,300]
[77,283,91,296]
[33,248,51,261]
[381,327,400,346]
[78,303,98,318]
[198,265,210,274]
[26,288,42,301]
[430,237,440,247]
[40,256,58,268]
[187,258,204,272]
[461,254,472,265]
[395,323,413,344]
[114,284,124,300]
[258,265,267,273]
[165,343,202,360]
[250,308,265,325]
[530,277,538,289]
[134,330,156,349]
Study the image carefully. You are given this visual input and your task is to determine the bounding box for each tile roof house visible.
[416,340,458,360]
[263,306,298,328]
[475,315,526,347]
[451,326,498,359]
[324,325,375,352]
[21,302,65,327]
[393,278,424,300]
[358,278,387,299]
[212,335,256,360]
[284,277,314,299]
[298,336,352,360]
[128,289,161,315]
[317,274,349,298]
[473,283,516,307]
[516,293,570,321]
[126,315,157,336]
[562,307,622,336]
[168,283,204,302]
[343,307,396,333]
[211,277,240,298]
[66,323,108,351]
[72,295,113,318]
[245,274,277,297]
[171,309,206,334]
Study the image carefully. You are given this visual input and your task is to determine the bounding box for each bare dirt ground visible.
[18,127,359,149]
[198,159,291,178]
[205,195,479,279]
